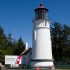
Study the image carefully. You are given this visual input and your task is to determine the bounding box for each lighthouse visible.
[31,3,53,67]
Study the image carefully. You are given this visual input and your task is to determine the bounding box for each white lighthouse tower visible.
[31,3,53,67]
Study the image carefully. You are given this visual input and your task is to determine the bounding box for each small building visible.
[21,48,32,66]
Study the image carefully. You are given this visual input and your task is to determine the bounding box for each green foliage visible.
[0,26,25,64]
[51,22,70,62]
[0,26,8,64]
[14,37,25,55]
[0,26,4,36]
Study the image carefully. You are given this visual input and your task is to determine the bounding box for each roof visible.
[35,8,48,12]
[20,48,32,55]
[34,3,48,12]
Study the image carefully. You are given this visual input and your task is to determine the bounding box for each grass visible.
[56,69,70,70]
[55,65,70,70]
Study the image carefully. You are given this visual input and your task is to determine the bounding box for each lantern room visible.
[34,3,48,20]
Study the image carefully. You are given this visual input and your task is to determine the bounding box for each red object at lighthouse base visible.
[36,67,40,70]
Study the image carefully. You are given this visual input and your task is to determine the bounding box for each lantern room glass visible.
[35,10,47,20]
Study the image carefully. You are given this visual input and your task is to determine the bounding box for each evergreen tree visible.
[51,22,70,62]
[0,26,25,64]
[14,37,25,55]
[51,22,63,61]
[0,26,7,64]
[62,25,70,62]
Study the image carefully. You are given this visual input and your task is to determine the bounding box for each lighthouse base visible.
[31,62,53,67]
[30,59,53,67]
[30,66,52,70]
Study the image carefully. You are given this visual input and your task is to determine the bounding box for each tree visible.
[51,22,63,61]
[0,26,4,36]
[62,24,70,61]
[51,22,70,62]
[0,26,15,64]
[14,37,25,55]
[0,26,8,64]
[5,33,15,55]
[0,26,26,64]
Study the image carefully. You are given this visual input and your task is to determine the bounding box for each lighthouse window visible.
[38,11,40,19]
[35,12,38,19]
[40,11,42,13]
[42,14,44,19]
[35,10,47,19]
[40,11,45,19]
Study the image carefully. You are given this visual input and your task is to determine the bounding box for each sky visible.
[0,0,70,47]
